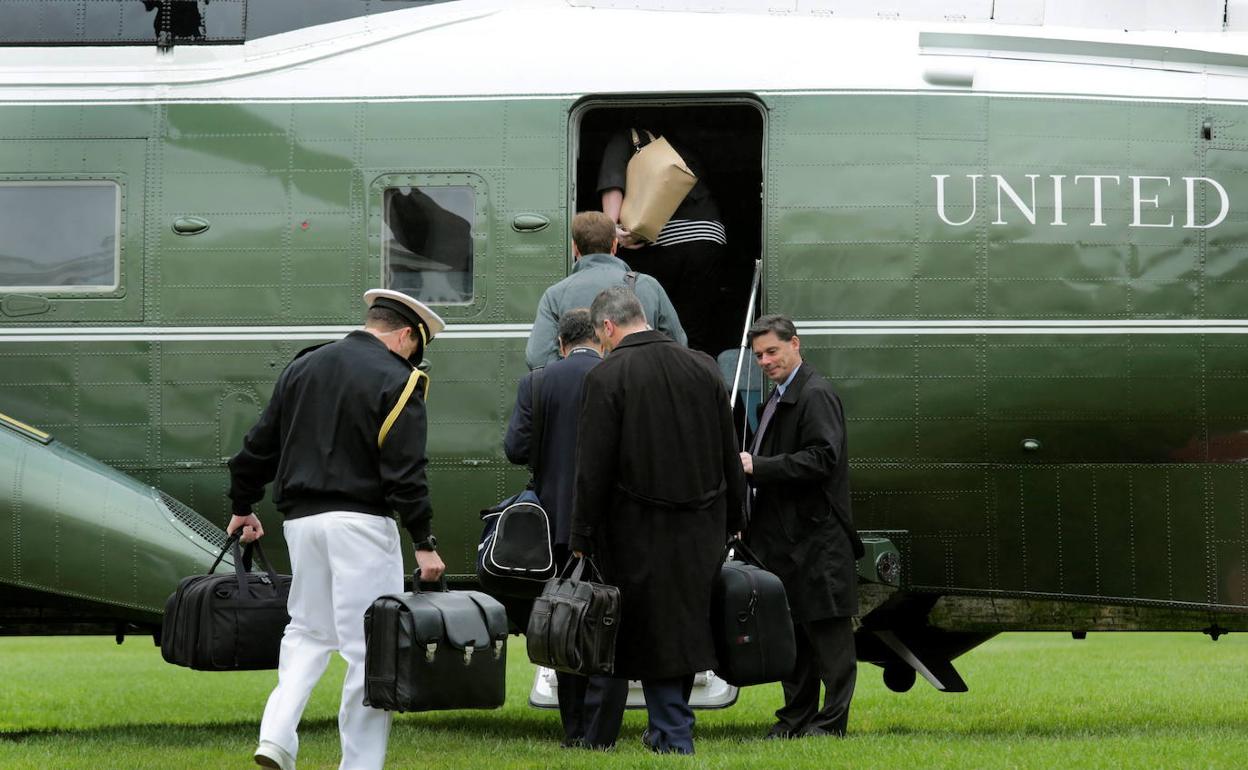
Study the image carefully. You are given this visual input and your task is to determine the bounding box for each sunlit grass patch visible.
[1,632,1246,769]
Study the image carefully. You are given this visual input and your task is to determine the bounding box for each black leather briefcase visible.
[363,579,509,712]
[526,557,620,676]
[161,533,291,671]
[712,540,796,687]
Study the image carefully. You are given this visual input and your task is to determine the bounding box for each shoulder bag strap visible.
[528,367,547,478]
[377,368,426,448]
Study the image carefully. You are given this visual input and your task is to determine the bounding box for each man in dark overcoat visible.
[739,314,864,739]
[503,308,629,747]
[570,286,745,755]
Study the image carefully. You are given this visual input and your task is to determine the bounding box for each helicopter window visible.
[0,181,119,292]
[383,184,474,305]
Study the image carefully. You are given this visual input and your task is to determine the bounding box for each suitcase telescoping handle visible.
[208,529,283,596]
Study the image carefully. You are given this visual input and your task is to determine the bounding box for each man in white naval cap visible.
[227,289,446,770]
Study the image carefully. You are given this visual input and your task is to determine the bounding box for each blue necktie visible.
[751,389,779,455]
[746,389,779,520]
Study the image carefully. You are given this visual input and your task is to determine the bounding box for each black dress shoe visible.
[765,724,794,740]
[799,725,846,738]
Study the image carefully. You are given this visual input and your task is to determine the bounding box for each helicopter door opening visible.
[573,100,767,432]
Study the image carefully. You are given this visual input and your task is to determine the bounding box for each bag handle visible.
[724,536,771,572]
[211,529,281,596]
[378,368,427,448]
[208,529,242,574]
[629,127,658,153]
[561,554,605,583]
[412,568,449,593]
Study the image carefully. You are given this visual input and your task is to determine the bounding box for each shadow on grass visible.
[6,710,1244,748]
[0,712,562,746]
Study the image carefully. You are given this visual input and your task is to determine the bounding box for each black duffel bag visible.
[712,539,796,687]
[476,488,556,599]
[363,576,508,712]
[526,556,620,676]
[161,531,291,671]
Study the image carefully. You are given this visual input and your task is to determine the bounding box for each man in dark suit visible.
[571,286,745,755]
[503,308,628,747]
[738,314,864,739]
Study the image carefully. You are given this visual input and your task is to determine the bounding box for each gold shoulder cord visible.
[377,369,429,448]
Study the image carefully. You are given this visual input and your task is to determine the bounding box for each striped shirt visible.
[654,219,727,247]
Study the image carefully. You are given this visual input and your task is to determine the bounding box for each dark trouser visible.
[775,617,857,736]
[625,240,725,356]
[641,675,697,754]
[573,674,696,753]
[554,672,628,748]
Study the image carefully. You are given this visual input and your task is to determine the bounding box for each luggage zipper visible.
[738,568,764,670]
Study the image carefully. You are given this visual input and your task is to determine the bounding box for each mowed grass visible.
[1,632,1246,769]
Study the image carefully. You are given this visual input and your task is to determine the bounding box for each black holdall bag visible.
[161,531,292,671]
[477,367,556,598]
[363,574,509,713]
[712,538,797,687]
[526,556,620,677]
[476,488,555,599]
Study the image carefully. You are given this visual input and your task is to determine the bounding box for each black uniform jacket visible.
[745,363,858,621]
[503,347,602,547]
[228,330,432,541]
[570,330,746,680]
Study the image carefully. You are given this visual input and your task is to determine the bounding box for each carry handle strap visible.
[211,529,281,595]
[412,568,449,593]
[208,529,242,574]
[629,127,658,153]
[561,554,604,583]
[723,536,770,572]
[378,368,427,448]
[528,367,547,479]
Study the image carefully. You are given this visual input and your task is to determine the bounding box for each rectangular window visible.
[0,181,120,291]
[383,185,475,305]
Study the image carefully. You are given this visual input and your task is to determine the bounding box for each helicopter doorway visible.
[572,100,766,362]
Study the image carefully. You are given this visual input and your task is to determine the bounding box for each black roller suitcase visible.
[711,540,796,687]
[363,578,509,712]
[161,533,291,671]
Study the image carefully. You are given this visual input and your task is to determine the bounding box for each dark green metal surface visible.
[1,91,1246,639]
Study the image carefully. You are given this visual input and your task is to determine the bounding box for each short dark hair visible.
[572,211,617,255]
[557,308,595,348]
[365,305,414,333]
[590,286,645,329]
[747,314,798,345]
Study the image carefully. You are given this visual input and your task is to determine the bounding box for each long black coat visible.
[570,331,746,680]
[745,363,858,621]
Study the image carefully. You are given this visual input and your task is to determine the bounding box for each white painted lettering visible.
[1184,176,1230,229]
[932,174,980,227]
[1050,175,1067,226]
[992,174,1040,225]
[1074,175,1121,227]
[1130,175,1173,228]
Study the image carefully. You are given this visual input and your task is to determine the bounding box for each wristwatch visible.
[414,535,438,552]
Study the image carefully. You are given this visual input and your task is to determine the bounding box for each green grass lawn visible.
[1,632,1245,769]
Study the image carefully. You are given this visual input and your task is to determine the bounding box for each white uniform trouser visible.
[259,511,404,770]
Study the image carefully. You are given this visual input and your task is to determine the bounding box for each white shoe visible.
[254,741,296,770]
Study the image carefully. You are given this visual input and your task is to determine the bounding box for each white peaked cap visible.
[363,288,446,340]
